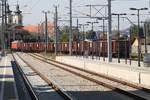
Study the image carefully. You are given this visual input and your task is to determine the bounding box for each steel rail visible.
[33,53,150,93]
[28,53,150,100]
[15,53,74,100]
[12,53,39,100]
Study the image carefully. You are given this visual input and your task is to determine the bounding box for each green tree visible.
[60,32,69,42]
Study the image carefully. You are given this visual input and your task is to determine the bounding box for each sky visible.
[8,0,150,31]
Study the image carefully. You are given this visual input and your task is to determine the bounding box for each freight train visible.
[11,40,129,57]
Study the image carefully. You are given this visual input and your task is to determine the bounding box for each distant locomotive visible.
[11,40,129,57]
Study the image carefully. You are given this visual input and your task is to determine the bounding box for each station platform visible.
[56,56,150,87]
[0,55,18,100]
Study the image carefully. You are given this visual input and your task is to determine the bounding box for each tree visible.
[60,32,69,42]
[130,25,138,44]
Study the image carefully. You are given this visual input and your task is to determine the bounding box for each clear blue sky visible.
[8,0,150,30]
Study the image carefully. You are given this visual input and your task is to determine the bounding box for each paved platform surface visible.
[56,56,150,87]
[0,55,18,100]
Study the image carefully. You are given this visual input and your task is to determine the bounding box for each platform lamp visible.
[112,13,127,63]
[130,7,148,67]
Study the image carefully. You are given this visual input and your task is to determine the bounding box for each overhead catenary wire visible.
[65,7,90,17]
[29,0,41,11]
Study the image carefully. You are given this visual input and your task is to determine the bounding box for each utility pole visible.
[4,0,7,49]
[4,0,7,25]
[0,3,3,51]
[102,18,105,61]
[92,23,94,31]
[1,0,5,55]
[69,0,72,55]
[41,22,45,42]
[42,11,49,55]
[130,7,148,67]
[6,4,12,49]
[45,12,48,54]
[37,24,40,42]
[77,19,79,41]
[144,22,147,54]
[97,17,107,61]
[76,18,79,56]
[112,13,126,63]
[107,0,112,62]
[83,25,85,40]
[54,6,58,55]
[137,9,140,67]
[129,27,132,65]
[117,15,120,63]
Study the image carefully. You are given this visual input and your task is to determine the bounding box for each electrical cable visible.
[29,0,41,11]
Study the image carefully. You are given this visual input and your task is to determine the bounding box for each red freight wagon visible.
[48,43,54,52]
[11,41,23,50]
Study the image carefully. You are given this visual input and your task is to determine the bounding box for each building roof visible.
[23,24,38,33]
[23,22,54,34]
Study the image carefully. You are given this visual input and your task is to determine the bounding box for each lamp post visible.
[120,16,136,65]
[87,21,99,31]
[42,11,50,55]
[86,21,98,59]
[79,24,89,40]
[69,0,72,55]
[144,22,148,54]
[54,6,58,56]
[112,13,126,63]
[97,17,108,61]
[6,4,12,49]
[0,0,5,55]
[129,27,132,65]
[130,7,148,67]
[78,23,89,57]
[108,0,112,62]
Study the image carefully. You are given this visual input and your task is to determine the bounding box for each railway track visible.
[12,53,73,100]
[14,52,135,100]
[11,54,38,100]
[27,53,150,100]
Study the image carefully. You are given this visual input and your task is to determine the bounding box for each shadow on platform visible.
[0,81,17,100]
[32,84,148,100]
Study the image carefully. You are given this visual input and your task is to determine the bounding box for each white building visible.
[7,4,23,27]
